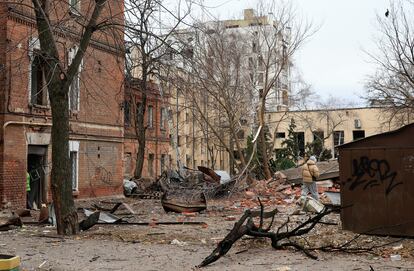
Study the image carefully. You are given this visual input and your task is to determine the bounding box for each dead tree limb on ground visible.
[198,199,339,267]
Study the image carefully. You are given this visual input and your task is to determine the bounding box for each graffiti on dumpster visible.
[345,156,402,195]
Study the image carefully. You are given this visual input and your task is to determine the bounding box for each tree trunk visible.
[134,81,147,179]
[258,98,272,179]
[229,138,235,175]
[31,0,106,235]
[49,83,78,235]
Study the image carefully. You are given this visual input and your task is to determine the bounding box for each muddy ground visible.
[1,196,414,271]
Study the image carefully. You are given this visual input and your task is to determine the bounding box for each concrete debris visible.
[393,244,404,251]
[0,212,22,231]
[302,196,325,213]
[390,254,402,261]
[170,239,187,246]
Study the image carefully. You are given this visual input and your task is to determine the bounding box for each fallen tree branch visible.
[198,202,338,268]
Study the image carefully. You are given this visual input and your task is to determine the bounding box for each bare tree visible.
[250,1,315,179]
[7,0,123,234]
[124,0,190,178]
[366,0,414,127]
[171,22,252,174]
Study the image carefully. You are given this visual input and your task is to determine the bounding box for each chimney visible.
[244,9,255,20]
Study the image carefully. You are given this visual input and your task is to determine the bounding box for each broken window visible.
[147,105,153,128]
[148,153,154,177]
[67,46,82,112]
[30,51,48,106]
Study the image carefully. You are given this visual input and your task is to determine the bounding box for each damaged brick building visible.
[0,1,126,208]
[123,79,171,180]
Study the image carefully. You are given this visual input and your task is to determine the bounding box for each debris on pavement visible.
[0,211,23,231]
[170,239,187,246]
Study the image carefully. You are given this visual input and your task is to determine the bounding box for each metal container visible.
[338,123,414,236]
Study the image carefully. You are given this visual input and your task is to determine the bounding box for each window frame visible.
[147,105,154,128]
[69,141,80,191]
[67,46,82,112]
[28,37,49,107]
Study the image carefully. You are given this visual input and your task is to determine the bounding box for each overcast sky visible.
[194,0,390,105]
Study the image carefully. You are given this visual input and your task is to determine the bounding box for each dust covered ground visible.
[1,196,414,271]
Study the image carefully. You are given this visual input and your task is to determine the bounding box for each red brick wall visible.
[124,84,171,179]
[76,140,124,198]
[1,125,27,208]
[0,2,125,208]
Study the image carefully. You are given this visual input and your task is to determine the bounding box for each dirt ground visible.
[1,196,414,271]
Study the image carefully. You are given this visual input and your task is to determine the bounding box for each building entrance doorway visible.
[27,145,48,209]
